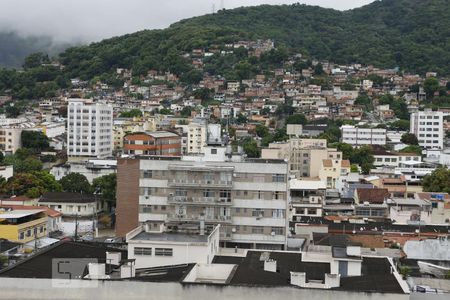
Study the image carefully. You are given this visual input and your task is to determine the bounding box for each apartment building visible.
[67,99,113,158]
[123,131,181,156]
[0,127,22,155]
[410,110,444,150]
[341,125,387,146]
[262,139,342,178]
[116,146,289,250]
[187,122,206,154]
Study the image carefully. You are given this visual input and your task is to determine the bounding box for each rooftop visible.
[0,209,45,219]
[39,192,97,204]
[130,231,209,243]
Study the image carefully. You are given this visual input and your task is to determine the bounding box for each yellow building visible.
[319,159,351,189]
[0,210,47,243]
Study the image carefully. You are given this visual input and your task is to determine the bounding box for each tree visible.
[92,174,117,207]
[286,114,307,125]
[2,171,61,197]
[350,164,359,173]
[422,167,450,194]
[180,106,192,118]
[21,131,49,153]
[119,109,142,118]
[255,124,269,138]
[242,139,260,158]
[59,173,92,194]
[401,133,419,145]
[390,120,410,131]
[314,63,324,75]
[423,77,440,100]
[4,151,43,173]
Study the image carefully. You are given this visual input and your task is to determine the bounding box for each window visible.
[143,170,152,178]
[211,148,217,154]
[155,248,173,256]
[134,247,152,256]
[203,189,214,198]
[19,232,24,240]
[271,227,284,235]
[252,209,264,217]
[251,227,264,234]
[272,174,285,182]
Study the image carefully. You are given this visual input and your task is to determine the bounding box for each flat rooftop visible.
[0,209,44,219]
[130,231,209,243]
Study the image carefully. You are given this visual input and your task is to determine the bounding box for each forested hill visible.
[57,0,450,79]
[0,32,69,68]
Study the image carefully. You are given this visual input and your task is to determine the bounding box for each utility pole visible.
[74,214,79,241]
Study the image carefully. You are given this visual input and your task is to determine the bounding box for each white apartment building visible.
[67,99,113,158]
[116,146,289,250]
[0,127,22,155]
[410,110,444,150]
[341,125,386,146]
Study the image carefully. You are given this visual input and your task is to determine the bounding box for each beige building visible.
[113,117,158,151]
[116,146,289,250]
[0,127,23,155]
[261,138,342,178]
[187,122,206,154]
[319,159,351,189]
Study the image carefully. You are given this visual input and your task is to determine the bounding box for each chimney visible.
[264,259,277,272]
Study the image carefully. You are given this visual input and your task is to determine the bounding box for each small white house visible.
[126,224,220,269]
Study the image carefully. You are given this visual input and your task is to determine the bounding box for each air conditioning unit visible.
[271,231,275,236]
[231,228,236,233]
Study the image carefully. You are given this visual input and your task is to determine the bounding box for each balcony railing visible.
[167,214,232,223]
[168,195,232,205]
[168,179,233,188]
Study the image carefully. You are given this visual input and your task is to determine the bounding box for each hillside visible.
[0,0,449,101]
[0,32,70,68]
[57,0,450,79]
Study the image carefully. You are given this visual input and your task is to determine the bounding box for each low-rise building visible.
[341,125,387,147]
[0,209,47,243]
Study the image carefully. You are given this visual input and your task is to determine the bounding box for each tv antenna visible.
[221,0,225,10]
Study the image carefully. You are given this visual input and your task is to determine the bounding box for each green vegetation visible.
[399,145,422,156]
[1,0,450,100]
[119,109,143,118]
[331,143,375,174]
[21,131,50,154]
[59,173,92,194]
[401,133,419,145]
[0,170,62,198]
[422,167,450,194]
[92,173,117,205]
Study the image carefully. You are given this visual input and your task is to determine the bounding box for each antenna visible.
[212,3,215,14]
[221,0,225,10]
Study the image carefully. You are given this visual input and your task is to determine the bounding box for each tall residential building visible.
[410,110,444,150]
[340,125,387,146]
[187,122,206,154]
[67,99,113,158]
[116,146,289,250]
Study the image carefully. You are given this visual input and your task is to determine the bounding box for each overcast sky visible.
[1,0,374,42]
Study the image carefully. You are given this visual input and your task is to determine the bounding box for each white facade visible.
[38,201,98,217]
[51,159,117,183]
[126,225,220,268]
[410,110,444,150]
[0,165,13,180]
[341,125,386,146]
[132,148,289,249]
[67,99,113,158]
[0,127,22,155]
[373,154,421,167]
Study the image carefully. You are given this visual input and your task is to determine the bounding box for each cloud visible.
[0,0,374,42]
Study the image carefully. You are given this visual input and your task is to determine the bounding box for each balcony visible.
[168,179,233,188]
[168,195,232,206]
[167,214,232,223]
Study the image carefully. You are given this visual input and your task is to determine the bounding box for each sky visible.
[0,0,375,42]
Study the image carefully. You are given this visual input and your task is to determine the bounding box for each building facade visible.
[341,125,387,146]
[410,110,444,150]
[67,99,113,158]
[116,147,289,250]
[123,131,181,156]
